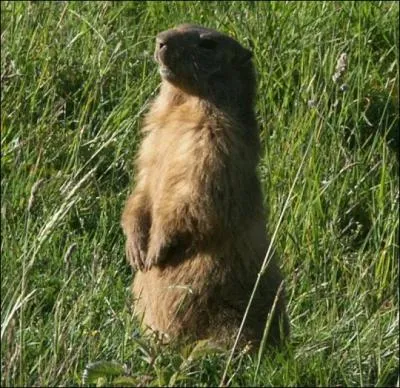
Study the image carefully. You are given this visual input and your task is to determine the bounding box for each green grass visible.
[1,1,398,386]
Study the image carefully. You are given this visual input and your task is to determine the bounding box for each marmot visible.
[121,24,289,348]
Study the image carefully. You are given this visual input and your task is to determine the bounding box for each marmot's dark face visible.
[154,24,255,101]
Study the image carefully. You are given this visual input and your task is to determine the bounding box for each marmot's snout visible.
[154,35,174,80]
[154,30,184,80]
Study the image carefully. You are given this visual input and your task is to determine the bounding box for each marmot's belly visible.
[133,271,197,337]
[132,256,222,337]
[131,254,271,342]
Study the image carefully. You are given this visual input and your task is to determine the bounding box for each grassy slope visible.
[1,1,398,386]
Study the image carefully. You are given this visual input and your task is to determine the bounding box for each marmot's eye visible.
[199,38,217,50]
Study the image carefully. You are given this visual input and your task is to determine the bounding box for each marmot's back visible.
[121,24,289,348]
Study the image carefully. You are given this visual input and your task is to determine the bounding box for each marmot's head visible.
[154,24,256,107]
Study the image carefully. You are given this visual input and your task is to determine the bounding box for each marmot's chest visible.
[147,122,228,200]
[154,121,224,167]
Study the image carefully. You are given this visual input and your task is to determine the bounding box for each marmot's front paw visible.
[125,234,147,271]
[145,243,168,271]
[145,230,171,270]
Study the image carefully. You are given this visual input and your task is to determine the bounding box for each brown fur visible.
[121,24,289,348]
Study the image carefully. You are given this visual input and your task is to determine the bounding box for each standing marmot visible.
[121,24,289,348]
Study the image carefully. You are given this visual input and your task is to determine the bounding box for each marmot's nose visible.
[156,29,179,50]
[156,37,166,51]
